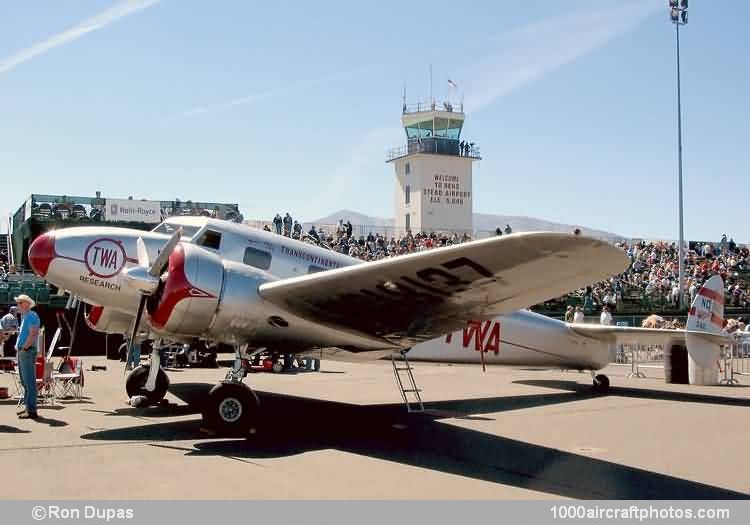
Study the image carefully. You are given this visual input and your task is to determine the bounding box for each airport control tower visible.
[386,98,480,234]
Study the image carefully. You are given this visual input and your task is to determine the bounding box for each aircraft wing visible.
[259,233,628,347]
[568,325,730,347]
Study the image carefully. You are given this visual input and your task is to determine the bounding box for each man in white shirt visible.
[0,306,19,358]
[573,306,585,324]
[600,305,614,326]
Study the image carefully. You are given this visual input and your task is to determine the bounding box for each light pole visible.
[670,0,688,309]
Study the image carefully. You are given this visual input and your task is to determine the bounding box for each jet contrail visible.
[321,1,658,213]
[0,0,160,75]
[159,64,379,123]
[462,0,659,112]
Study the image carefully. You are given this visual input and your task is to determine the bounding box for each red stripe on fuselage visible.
[698,286,724,305]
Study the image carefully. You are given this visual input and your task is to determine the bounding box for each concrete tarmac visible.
[1,358,749,499]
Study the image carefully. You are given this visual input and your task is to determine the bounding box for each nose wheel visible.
[125,365,170,404]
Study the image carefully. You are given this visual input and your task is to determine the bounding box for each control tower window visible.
[434,117,450,138]
[405,213,410,231]
[405,120,433,139]
[405,185,411,204]
[447,119,463,139]
[195,230,222,250]
[244,246,272,270]
[404,162,410,175]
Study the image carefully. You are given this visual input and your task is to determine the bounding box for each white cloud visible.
[0,0,160,75]
[462,0,660,112]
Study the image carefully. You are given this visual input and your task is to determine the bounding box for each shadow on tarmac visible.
[80,381,748,499]
[0,425,30,433]
[514,379,750,407]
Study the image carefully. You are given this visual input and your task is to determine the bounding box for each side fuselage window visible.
[244,246,272,270]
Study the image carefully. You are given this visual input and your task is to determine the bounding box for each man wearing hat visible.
[14,294,41,419]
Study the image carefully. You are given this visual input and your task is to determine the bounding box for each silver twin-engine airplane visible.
[26,216,726,434]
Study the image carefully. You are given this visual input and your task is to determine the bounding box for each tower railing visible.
[386,139,480,162]
[402,101,464,114]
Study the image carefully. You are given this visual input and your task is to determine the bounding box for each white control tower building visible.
[386,99,480,235]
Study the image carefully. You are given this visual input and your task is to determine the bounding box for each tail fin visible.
[686,275,725,384]
[686,274,725,335]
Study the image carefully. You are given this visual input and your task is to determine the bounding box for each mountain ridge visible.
[306,209,625,242]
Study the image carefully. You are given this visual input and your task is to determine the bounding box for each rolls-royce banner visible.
[105,199,161,223]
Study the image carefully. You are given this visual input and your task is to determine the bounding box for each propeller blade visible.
[136,237,150,268]
[67,300,83,359]
[124,294,148,376]
[149,227,182,277]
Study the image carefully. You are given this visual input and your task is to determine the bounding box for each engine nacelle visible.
[85,305,134,334]
[205,260,278,341]
[147,243,224,336]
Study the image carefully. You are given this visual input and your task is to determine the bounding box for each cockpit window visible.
[195,230,222,250]
[152,222,200,239]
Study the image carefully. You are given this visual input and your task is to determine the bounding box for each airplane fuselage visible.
[28,217,612,370]
[407,309,610,370]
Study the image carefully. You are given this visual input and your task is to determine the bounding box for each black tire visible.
[593,374,610,393]
[202,382,261,436]
[125,365,170,404]
[118,342,128,362]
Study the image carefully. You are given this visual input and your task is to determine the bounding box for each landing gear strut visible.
[201,344,262,436]
[592,373,610,394]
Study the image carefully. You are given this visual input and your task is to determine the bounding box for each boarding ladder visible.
[391,351,424,413]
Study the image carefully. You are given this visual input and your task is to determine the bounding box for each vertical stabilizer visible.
[686,275,724,385]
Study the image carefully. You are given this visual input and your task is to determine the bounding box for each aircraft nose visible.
[28,231,56,277]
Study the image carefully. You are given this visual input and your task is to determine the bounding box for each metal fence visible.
[613,344,665,378]
[614,333,750,385]
[721,332,750,384]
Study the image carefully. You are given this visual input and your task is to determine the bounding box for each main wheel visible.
[202,382,261,436]
[592,374,610,394]
[126,365,170,404]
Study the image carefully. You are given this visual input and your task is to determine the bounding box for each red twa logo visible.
[84,238,127,278]
[445,320,501,354]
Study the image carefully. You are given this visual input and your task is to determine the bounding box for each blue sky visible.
[1,0,747,242]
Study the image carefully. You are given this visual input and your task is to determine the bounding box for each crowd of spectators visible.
[0,248,13,281]
[565,235,750,313]
[266,214,472,261]
[725,317,750,333]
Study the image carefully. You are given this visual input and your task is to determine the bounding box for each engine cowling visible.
[85,305,134,334]
[147,243,224,336]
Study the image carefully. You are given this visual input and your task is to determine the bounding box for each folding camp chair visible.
[36,357,56,406]
[54,356,84,399]
[13,356,55,407]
